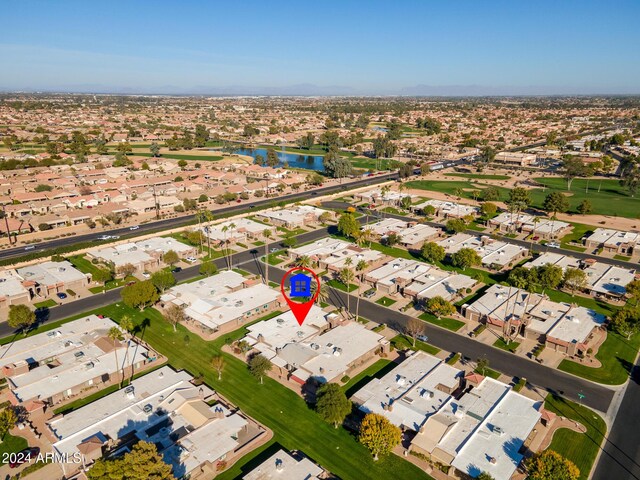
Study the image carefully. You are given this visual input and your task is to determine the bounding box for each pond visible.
[231,147,325,171]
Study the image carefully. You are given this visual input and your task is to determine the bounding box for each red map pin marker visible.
[280,266,321,326]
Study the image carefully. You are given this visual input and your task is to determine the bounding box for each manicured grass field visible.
[67,254,102,276]
[447,173,511,180]
[418,313,465,332]
[474,366,501,379]
[0,433,28,457]
[342,359,396,398]
[493,337,520,353]
[390,335,441,356]
[558,330,640,385]
[375,296,397,307]
[34,299,57,309]
[49,303,432,480]
[127,152,224,162]
[326,279,358,292]
[544,394,606,480]
[406,177,640,218]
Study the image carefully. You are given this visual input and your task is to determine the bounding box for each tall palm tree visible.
[530,216,540,251]
[355,259,368,321]
[202,209,214,253]
[221,225,229,268]
[227,222,237,269]
[108,327,123,388]
[311,281,329,305]
[340,266,355,319]
[119,316,134,382]
[263,229,272,285]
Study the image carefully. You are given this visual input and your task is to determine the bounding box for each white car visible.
[142,272,151,278]
[185,256,197,263]
[129,225,140,231]
[548,242,560,248]
[97,235,111,240]
[417,334,429,343]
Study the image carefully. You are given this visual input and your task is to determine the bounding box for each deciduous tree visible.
[248,354,272,384]
[121,280,159,311]
[358,413,401,460]
[525,450,580,480]
[8,304,35,334]
[315,383,352,428]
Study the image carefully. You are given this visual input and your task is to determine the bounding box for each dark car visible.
[125,281,136,286]
[56,292,67,300]
[172,267,182,273]
[9,447,40,468]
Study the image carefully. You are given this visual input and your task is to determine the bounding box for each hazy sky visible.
[1,0,639,94]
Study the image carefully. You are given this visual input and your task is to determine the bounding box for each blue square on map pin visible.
[290,273,311,297]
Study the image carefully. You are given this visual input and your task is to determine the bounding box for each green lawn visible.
[418,313,465,332]
[53,303,431,480]
[68,254,102,276]
[474,366,501,379]
[342,359,397,398]
[390,335,441,356]
[447,173,511,180]
[375,296,397,307]
[0,433,28,457]
[560,222,594,249]
[493,337,520,353]
[558,330,640,385]
[34,299,57,309]
[544,394,606,480]
[406,177,640,218]
[326,279,358,292]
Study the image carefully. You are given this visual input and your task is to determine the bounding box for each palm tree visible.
[530,216,540,251]
[119,316,134,382]
[312,281,329,305]
[108,327,123,388]
[296,255,312,268]
[263,229,272,285]
[355,259,368,321]
[227,222,237,269]
[360,228,374,248]
[340,266,355,319]
[221,225,229,269]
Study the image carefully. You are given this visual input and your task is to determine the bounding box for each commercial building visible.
[243,449,325,480]
[364,258,477,302]
[462,284,605,356]
[437,233,528,269]
[351,351,463,432]
[583,228,640,255]
[48,366,266,478]
[255,205,331,228]
[494,151,537,167]
[16,260,90,297]
[410,376,544,480]
[3,315,154,406]
[160,271,283,336]
[412,199,478,219]
[243,308,389,385]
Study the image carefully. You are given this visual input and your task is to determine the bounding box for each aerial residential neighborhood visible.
[0,2,639,480]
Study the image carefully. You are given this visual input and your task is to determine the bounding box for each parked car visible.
[172,267,182,273]
[548,241,560,248]
[129,225,140,230]
[142,272,151,278]
[9,447,40,468]
[56,292,67,300]
[364,289,376,299]
[417,334,429,343]
[125,281,136,286]
[270,247,279,253]
[532,236,540,241]
[185,256,197,263]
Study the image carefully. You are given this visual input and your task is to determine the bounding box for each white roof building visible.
[411,377,542,480]
[202,218,266,243]
[256,205,329,227]
[48,366,254,477]
[289,238,386,271]
[0,269,29,302]
[352,351,463,431]
[160,271,281,331]
[134,236,193,256]
[17,260,89,287]
[413,199,478,218]
[243,450,324,480]
[357,188,415,204]
[437,233,528,268]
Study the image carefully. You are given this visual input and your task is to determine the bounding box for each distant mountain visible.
[400,84,639,96]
